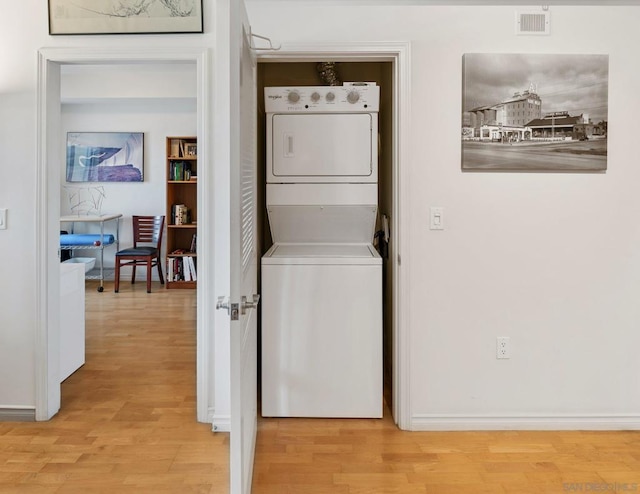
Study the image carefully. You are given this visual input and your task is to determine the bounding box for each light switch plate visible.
[430,206,444,230]
[0,209,6,230]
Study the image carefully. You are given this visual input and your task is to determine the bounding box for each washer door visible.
[269,113,375,181]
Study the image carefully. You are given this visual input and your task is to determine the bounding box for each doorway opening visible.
[255,59,398,419]
[58,61,198,394]
[36,48,210,423]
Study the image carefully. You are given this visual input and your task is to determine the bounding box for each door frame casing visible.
[257,41,412,429]
[35,47,211,422]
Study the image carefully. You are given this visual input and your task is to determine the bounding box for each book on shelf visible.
[167,252,197,282]
[187,256,197,281]
[169,161,180,180]
[167,255,183,282]
[183,256,197,281]
[183,256,192,281]
[178,205,189,225]
[167,257,173,281]
[189,233,197,253]
[171,204,181,225]
[170,139,190,158]
[170,139,181,158]
[169,161,192,181]
[171,204,190,225]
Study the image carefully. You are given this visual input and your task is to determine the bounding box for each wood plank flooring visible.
[0,280,228,494]
[253,411,640,493]
[2,279,640,493]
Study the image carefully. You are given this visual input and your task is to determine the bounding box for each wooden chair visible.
[114,215,165,293]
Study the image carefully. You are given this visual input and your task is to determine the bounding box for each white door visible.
[229,4,259,494]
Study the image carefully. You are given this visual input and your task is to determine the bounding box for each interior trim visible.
[36,47,211,422]
[412,414,640,431]
[0,408,36,422]
[258,41,412,430]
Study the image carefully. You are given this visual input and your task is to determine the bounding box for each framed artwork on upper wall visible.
[66,132,144,182]
[462,53,609,172]
[48,0,203,35]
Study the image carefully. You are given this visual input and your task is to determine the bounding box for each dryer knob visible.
[325,92,336,102]
[287,91,300,103]
[310,92,321,102]
[347,90,360,104]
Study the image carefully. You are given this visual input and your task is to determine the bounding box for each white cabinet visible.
[60,262,85,381]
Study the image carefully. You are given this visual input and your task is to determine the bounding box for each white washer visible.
[261,84,382,418]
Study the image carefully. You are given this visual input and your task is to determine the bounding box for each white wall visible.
[246,3,640,429]
[0,0,43,407]
[0,91,37,408]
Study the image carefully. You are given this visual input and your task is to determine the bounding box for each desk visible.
[60,214,122,292]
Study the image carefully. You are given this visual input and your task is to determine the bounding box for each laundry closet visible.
[256,61,394,416]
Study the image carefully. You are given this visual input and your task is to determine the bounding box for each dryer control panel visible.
[265,84,379,113]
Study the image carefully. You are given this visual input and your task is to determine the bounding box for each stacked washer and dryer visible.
[261,83,382,418]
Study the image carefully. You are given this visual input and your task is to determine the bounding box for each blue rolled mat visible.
[60,234,115,246]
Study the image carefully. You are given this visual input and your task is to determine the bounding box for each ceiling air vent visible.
[516,11,550,36]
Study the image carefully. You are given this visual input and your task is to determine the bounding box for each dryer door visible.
[268,113,377,183]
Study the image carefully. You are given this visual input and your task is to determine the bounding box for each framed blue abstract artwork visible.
[66,132,144,182]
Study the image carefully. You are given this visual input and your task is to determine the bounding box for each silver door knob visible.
[241,294,260,315]
[216,296,230,313]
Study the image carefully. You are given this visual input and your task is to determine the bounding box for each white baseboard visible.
[411,414,640,431]
[0,407,36,422]
[210,410,230,432]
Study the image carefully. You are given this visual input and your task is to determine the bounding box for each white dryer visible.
[261,84,382,418]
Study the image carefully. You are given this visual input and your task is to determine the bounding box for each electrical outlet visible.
[496,337,511,359]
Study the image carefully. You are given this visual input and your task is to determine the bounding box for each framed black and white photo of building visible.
[462,53,608,172]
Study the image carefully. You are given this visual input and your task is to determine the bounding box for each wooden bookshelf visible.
[166,136,197,289]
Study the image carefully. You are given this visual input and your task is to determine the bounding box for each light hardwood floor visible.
[254,412,640,493]
[0,280,228,494]
[2,279,639,494]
